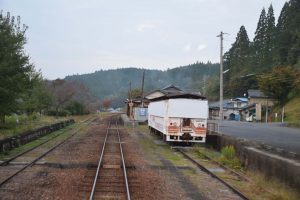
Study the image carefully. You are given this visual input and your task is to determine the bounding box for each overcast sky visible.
[1,0,286,79]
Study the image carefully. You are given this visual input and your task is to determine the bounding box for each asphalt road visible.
[210,120,300,155]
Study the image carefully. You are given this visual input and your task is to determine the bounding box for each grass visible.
[0,124,74,161]
[247,171,300,200]
[0,114,92,161]
[284,97,300,127]
[136,125,189,166]
[0,114,91,140]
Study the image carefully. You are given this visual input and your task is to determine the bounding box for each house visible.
[145,85,204,101]
[240,89,275,122]
[145,85,183,100]
[209,98,248,120]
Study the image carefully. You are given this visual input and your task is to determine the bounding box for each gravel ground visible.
[133,126,243,200]
[0,116,193,200]
[121,128,189,200]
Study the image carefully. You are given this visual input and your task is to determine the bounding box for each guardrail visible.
[207,122,219,134]
[0,119,75,152]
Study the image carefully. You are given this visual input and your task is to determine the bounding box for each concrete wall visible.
[206,134,300,190]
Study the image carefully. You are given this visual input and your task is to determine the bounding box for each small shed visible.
[125,96,149,122]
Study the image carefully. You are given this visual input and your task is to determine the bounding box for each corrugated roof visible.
[233,97,248,102]
[247,89,268,98]
[145,85,206,101]
[209,99,232,109]
[161,84,182,92]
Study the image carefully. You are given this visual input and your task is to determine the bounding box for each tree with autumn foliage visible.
[101,99,112,110]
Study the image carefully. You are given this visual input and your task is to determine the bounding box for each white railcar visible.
[148,98,208,143]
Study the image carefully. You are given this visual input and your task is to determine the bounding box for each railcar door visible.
[181,118,192,132]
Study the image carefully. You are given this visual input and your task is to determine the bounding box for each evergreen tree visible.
[253,8,267,70]
[275,1,300,66]
[286,0,300,66]
[275,2,290,65]
[264,4,276,69]
[224,26,253,97]
[229,26,251,76]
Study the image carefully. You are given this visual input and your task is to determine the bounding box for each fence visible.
[0,119,75,152]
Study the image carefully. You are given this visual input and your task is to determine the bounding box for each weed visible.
[219,145,241,169]
[221,145,235,159]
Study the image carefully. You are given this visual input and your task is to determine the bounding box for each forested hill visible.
[65,62,219,105]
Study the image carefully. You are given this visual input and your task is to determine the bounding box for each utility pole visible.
[140,70,145,107]
[266,100,268,123]
[217,31,224,121]
[129,81,133,120]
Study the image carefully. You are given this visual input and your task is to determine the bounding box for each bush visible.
[29,113,38,120]
[46,110,70,116]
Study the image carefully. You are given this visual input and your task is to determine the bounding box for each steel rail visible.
[0,117,96,188]
[177,149,249,200]
[89,117,131,200]
[116,119,131,200]
[89,120,110,200]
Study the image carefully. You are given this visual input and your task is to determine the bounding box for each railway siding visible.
[207,133,300,190]
[131,126,244,200]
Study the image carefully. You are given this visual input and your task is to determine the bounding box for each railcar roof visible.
[150,93,206,101]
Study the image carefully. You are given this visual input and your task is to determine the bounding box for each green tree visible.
[204,76,219,100]
[258,66,299,106]
[22,75,53,115]
[0,12,34,123]
[65,101,86,115]
[253,8,267,70]
[128,88,142,99]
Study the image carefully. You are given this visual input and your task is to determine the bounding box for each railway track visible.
[89,117,130,200]
[176,149,250,200]
[0,116,97,188]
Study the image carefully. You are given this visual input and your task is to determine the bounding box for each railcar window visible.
[182,118,191,127]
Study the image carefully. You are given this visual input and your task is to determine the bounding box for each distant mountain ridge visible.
[65,62,219,107]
